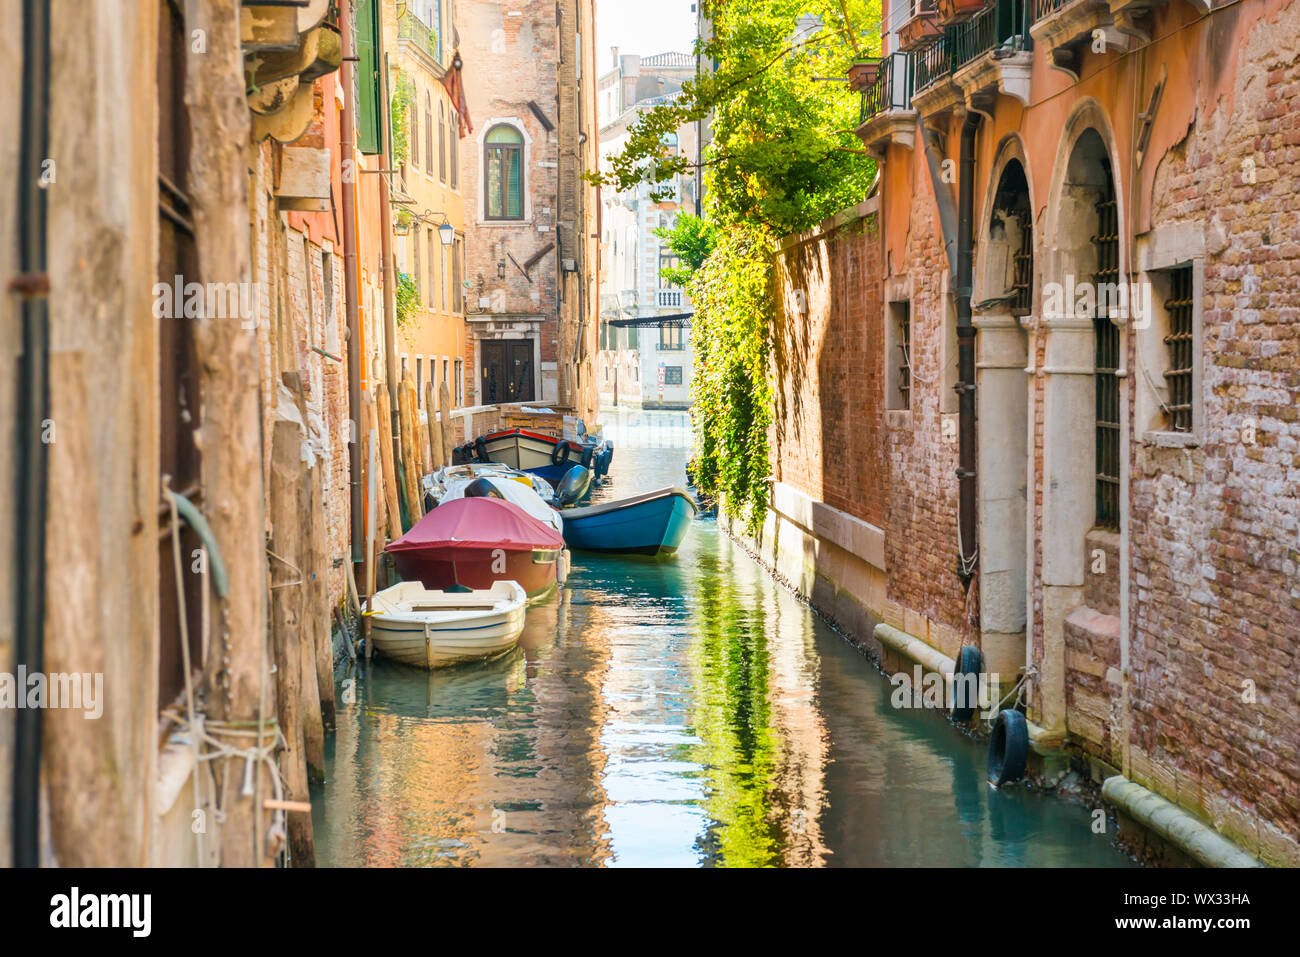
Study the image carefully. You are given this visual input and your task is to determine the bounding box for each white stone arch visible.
[974,133,1036,308]
[476,117,533,224]
[1034,99,1129,730]
[1041,99,1128,294]
[972,133,1036,673]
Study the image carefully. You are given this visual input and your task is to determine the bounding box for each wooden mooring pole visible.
[269,419,315,867]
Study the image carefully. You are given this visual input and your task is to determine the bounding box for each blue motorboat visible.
[561,486,697,556]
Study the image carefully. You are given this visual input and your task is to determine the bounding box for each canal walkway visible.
[312,411,1134,867]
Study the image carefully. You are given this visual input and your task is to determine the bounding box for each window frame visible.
[483,123,526,222]
[424,91,434,176]
[887,299,912,411]
[1139,258,1205,447]
[1135,224,1206,448]
[439,102,447,183]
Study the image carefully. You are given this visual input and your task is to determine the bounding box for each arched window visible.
[438,102,447,183]
[484,124,524,220]
[424,92,433,175]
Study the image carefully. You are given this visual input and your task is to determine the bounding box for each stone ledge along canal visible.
[312,410,1134,867]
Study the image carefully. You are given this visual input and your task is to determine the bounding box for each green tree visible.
[595,0,879,530]
[655,214,717,287]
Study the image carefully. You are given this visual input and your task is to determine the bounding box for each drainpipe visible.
[955,111,981,584]
[340,6,364,563]
[12,0,50,868]
[920,119,958,278]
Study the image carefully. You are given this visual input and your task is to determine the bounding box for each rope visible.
[163,476,206,865]
[161,709,287,845]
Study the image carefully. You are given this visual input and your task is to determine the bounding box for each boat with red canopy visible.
[385,496,566,599]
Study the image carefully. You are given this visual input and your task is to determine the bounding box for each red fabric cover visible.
[385,496,562,554]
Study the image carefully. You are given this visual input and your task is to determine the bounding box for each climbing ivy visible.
[395,271,419,328]
[390,73,414,167]
[689,224,775,531]
[598,0,879,530]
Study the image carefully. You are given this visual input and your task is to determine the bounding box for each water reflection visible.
[313,412,1133,868]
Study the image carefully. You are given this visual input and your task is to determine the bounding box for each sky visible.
[595,0,698,73]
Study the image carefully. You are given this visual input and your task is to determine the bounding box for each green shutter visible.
[506,150,522,218]
[355,0,383,155]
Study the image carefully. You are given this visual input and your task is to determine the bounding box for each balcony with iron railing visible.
[912,33,951,95]
[399,10,442,63]
[854,50,918,155]
[859,51,914,123]
[912,0,1032,109]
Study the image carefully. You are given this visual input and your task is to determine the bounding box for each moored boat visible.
[423,462,558,512]
[561,486,697,556]
[368,581,527,669]
[462,427,611,487]
[386,496,566,599]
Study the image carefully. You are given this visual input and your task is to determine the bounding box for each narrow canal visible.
[313,411,1135,867]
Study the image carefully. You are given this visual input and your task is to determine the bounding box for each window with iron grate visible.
[1163,265,1194,433]
[887,300,912,411]
[1092,192,1120,530]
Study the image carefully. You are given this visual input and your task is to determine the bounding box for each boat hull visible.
[480,429,606,488]
[368,583,528,669]
[481,430,560,472]
[370,611,525,668]
[391,545,560,599]
[562,487,697,556]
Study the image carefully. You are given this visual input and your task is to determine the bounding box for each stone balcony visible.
[1029,0,1132,80]
[950,3,1033,113]
[242,0,341,143]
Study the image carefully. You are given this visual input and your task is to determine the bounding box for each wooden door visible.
[482,339,535,403]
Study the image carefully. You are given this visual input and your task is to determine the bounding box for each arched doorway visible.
[1036,115,1125,731]
[973,148,1033,677]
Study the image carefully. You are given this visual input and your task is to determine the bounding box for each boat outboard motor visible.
[555,464,592,506]
[594,442,612,479]
[463,477,504,499]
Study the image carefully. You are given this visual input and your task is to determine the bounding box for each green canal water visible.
[312,410,1135,867]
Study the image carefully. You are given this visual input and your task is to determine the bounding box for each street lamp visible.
[407,208,457,244]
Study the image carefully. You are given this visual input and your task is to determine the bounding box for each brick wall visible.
[884,182,965,634]
[771,195,967,644]
[773,215,887,530]
[458,0,561,402]
[1127,3,1300,853]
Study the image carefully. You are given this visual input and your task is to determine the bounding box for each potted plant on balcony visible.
[847,56,883,92]
[936,0,991,24]
[898,6,944,51]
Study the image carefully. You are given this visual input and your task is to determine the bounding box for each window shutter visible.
[355,0,383,154]
[507,150,522,218]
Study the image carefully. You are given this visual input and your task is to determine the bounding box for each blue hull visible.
[523,463,573,486]
[562,487,697,555]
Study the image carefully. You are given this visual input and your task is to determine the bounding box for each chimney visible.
[611,45,619,69]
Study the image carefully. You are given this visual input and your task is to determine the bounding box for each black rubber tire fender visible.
[550,440,572,466]
[580,444,594,469]
[950,645,984,722]
[988,709,1028,786]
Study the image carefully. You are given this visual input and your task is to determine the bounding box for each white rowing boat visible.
[368,581,527,669]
